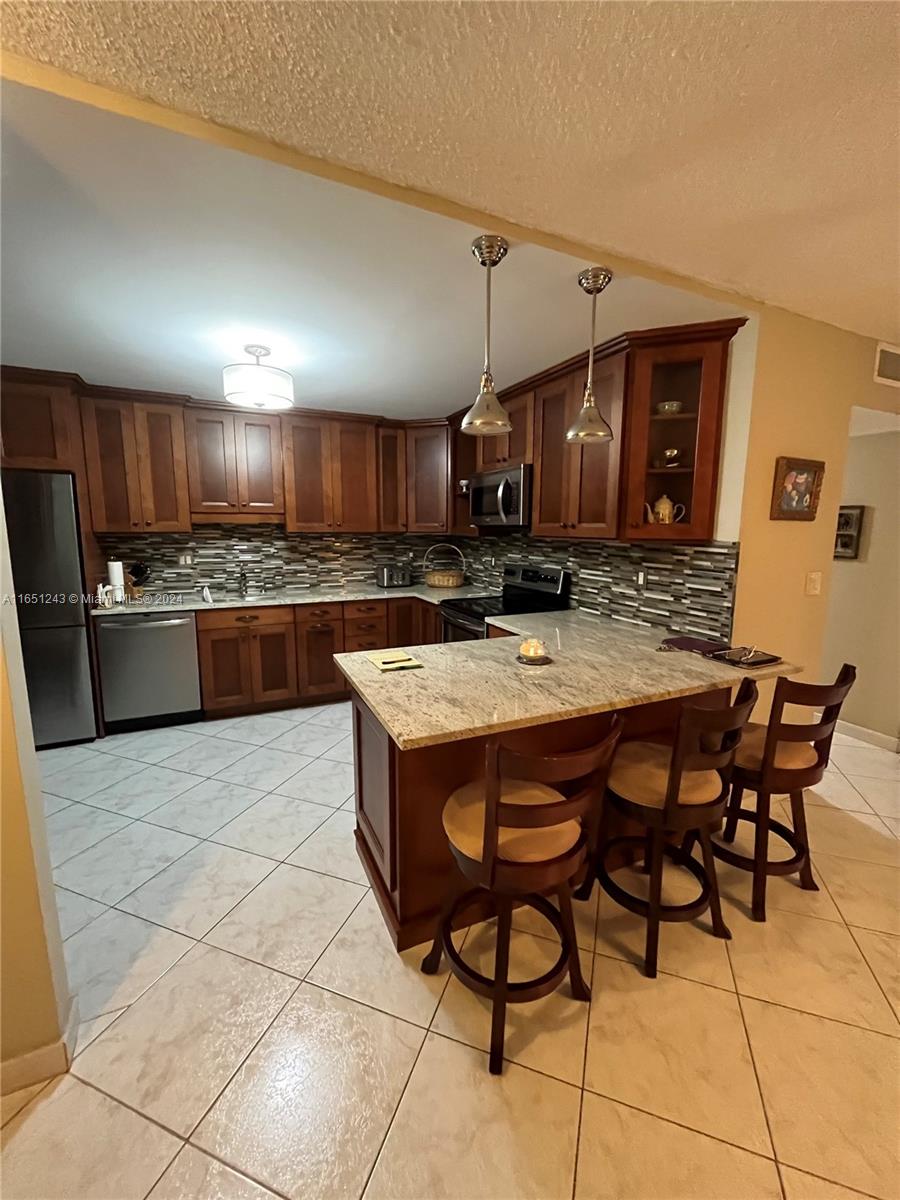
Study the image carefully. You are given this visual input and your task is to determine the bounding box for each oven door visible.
[440,612,485,642]
[469,466,530,528]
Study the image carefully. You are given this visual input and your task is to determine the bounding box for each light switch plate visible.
[805,571,822,596]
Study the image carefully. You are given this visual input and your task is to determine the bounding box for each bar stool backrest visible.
[478,717,624,881]
[663,678,759,819]
[761,663,856,793]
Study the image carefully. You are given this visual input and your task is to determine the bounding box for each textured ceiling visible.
[2,1,897,341]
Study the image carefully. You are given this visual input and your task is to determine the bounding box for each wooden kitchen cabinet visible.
[198,626,254,711]
[377,426,407,531]
[406,422,450,533]
[249,622,298,704]
[1,379,77,469]
[449,415,478,537]
[622,339,729,541]
[233,413,283,515]
[474,390,534,472]
[197,607,298,711]
[531,357,623,539]
[296,613,347,697]
[387,596,421,646]
[185,409,239,515]
[132,402,191,531]
[284,414,378,533]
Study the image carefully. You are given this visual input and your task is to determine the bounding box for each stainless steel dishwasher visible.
[96,611,202,724]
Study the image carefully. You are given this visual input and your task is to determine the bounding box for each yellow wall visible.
[732,309,899,708]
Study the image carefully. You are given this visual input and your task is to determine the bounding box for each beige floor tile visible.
[884,816,900,838]
[851,928,900,1021]
[512,887,599,952]
[0,1075,179,1199]
[204,863,366,977]
[844,775,900,820]
[829,745,900,782]
[803,772,874,814]
[44,802,131,866]
[780,1166,880,1199]
[431,925,592,1085]
[118,842,274,937]
[212,793,329,860]
[148,1145,279,1199]
[307,890,455,1026]
[75,943,296,1136]
[54,886,107,940]
[364,1031,580,1200]
[815,853,900,935]
[713,819,844,923]
[594,863,734,990]
[54,821,199,905]
[74,1008,126,1057]
[792,803,900,868]
[743,998,900,1198]
[193,984,423,1200]
[64,908,193,1019]
[584,957,770,1154]
[1,1081,47,1128]
[726,906,897,1033]
[286,810,368,884]
[574,1092,781,1200]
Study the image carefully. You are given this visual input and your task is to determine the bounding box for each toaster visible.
[375,564,413,588]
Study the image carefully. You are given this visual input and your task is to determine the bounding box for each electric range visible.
[439,564,572,640]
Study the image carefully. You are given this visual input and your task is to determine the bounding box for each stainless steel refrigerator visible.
[2,470,96,746]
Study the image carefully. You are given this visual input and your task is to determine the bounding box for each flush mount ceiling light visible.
[222,344,294,410]
[461,234,512,437]
[566,266,615,443]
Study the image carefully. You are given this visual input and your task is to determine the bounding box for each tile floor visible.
[3,713,898,1200]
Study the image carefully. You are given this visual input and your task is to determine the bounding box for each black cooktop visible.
[440,564,571,623]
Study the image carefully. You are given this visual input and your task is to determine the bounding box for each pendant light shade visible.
[461,234,512,437]
[223,344,294,410]
[566,266,614,443]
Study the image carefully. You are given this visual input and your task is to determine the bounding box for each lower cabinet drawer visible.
[345,630,390,653]
[344,615,388,640]
[344,599,387,619]
[197,605,294,630]
[295,601,345,623]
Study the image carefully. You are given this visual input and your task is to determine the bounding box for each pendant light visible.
[566,266,614,442]
[461,234,512,436]
[222,344,294,410]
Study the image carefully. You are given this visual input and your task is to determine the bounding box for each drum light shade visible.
[222,345,294,410]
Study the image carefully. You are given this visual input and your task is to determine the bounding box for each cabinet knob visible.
[132,522,139,528]
[336,521,342,527]
[145,520,151,526]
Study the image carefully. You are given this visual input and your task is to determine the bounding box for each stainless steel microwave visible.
[469,464,531,528]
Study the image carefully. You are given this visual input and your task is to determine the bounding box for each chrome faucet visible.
[238,568,250,597]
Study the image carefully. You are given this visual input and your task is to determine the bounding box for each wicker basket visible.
[423,544,466,588]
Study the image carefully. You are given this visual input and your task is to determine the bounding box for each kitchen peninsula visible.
[335,610,798,949]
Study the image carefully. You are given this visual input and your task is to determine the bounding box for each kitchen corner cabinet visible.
[406,422,450,533]
[531,356,624,538]
[185,408,282,519]
[622,339,728,541]
[377,426,407,531]
[81,397,191,533]
[283,415,378,533]
[474,389,534,472]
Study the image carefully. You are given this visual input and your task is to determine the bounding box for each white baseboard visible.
[0,996,79,1096]
[835,718,900,754]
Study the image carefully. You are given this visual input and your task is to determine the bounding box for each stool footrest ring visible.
[597,835,711,924]
[712,810,807,876]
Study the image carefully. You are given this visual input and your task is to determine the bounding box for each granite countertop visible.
[334,608,800,750]
[90,583,493,618]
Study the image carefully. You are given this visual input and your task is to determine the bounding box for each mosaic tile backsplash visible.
[96,528,737,640]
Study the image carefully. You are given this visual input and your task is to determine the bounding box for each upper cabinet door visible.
[531,376,573,536]
[377,426,407,532]
[80,397,143,532]
[331,420,378,532]
[1,381,75,469]
[132,403,191,532]
[234,413,284,515]
[623,340,726,541]
[283,415,334,532]
[406,424,450,533]
[567,357,625,539]
[475,390,534,471]
[185,409,239,514]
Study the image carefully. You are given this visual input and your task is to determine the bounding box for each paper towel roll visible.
[107,560,125,603]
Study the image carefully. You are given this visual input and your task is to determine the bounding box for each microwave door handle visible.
[497,477,510,524]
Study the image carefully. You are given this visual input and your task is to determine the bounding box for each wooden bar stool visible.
[422,720,622,1075]
[577,679,758,978]
[713,664,856,921]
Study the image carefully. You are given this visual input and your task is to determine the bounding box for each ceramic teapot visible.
[644,495,686,525]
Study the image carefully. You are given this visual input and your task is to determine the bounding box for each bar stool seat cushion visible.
[443,779,579,863]
[609,741,721,808]
[734,722,818,771]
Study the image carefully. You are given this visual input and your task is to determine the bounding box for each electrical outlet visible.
[636,569,646,589]
[805,571,822,596]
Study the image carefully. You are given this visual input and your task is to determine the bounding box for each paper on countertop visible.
[365,650,424,672]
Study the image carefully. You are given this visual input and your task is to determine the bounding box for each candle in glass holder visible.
[519,637,548,661]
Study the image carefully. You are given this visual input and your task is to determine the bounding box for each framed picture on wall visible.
[769,456,825,521]
[834,505,865,559]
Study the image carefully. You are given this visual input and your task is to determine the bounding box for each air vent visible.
[873,342,900,387]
